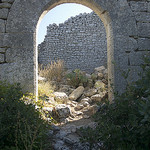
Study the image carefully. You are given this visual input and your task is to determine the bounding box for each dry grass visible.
[38,81,54,98]
[39,60,65,82]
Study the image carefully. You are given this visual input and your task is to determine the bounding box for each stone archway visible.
[2,0,137,99]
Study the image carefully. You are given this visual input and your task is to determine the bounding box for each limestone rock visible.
[54,92,68,103]
[91,91,107,102]
[75,104,84,111]
[64,134,80,144]
[47,97,55,105]
[86,73,91,79]
[94,66,105,73]
[94,80,106,91]
[38,76,47,82]
[82,105,99,116]
[81,101,89,107]
[102,79,108,84]
[91,94,103,102]
[58,85,70,94]
[97,72,104,80]
[84,88,97,97]
[0,3,11,8]
[69,86,84,101]
[43,107,53,112]
[53,104,71,119]
[80,97,92,104]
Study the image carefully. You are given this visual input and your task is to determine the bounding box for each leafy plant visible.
[0,82,51,150]
[66,69,88,88]
[80,56,150,150]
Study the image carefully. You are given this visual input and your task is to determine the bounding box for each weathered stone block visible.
[138,38,150,50]
[129,51,150,66]
[0,62,35,93]
[134,12,150,22]
[3,33,35,48]
[137,22,150,37]
[0,48,6,53]
[0,33,5,47]
[2,0,14,3]
[6,47,34,63]
[129,1,148,12]
[0,3,11,8]
[0,19,5,32]
[113,15,137,36]
[128,66,143,82]
[0,8,9,19]
[6,0,43,33]
[148,2,150,12]
[0,53,5,63]
[114,35,138,52]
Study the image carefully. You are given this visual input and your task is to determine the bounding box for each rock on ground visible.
[54,92,68,103]
[53,104,71,119]
[69,86,84,101]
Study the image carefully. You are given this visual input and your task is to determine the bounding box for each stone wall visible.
[126,0,150,82]
[38,12,107,73]
[0,0,150,95]
[0,0,15,64]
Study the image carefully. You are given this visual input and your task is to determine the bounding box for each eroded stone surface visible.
[69,86,84,101]
[0,0,150,97]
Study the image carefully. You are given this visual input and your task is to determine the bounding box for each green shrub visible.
[80,56,150,150]
[0,82,51,150]
[66,69,88,88]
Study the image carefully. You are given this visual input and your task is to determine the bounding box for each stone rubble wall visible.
[38,12,107,73]
[0,0,150,94]
[0,0,15,64]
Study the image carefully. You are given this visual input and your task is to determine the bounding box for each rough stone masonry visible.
[38,12,107,73]
[0,0,150,96]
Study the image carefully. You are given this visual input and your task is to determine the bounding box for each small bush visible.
[66,69,88,88]
[39,60,65,82]
[0,82,51,150]
[80,56,150,150]
[38,81,54,99]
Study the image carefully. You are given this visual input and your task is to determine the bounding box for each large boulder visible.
[84,88,97,97]
[53,104,71,119]
[69,86,84,101]
[54,92,68,103]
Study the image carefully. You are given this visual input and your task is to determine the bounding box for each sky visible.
[37,3,92,44]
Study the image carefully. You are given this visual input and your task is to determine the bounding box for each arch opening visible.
[36,1,114,100]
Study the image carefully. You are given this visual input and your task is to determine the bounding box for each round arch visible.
[5,0,137,99]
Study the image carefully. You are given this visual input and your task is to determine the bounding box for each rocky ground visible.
[39,66,108,150]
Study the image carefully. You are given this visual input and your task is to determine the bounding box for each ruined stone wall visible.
[0,0,150,94]
[0,0,15,64]
[38,12,107,73]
